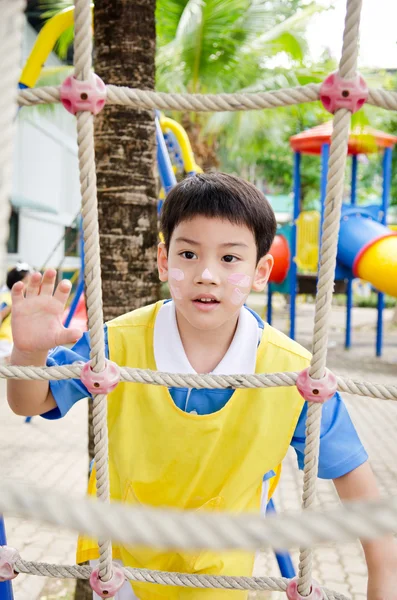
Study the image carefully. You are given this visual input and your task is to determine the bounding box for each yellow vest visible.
[0,291,12,342]
[77,301,310,600]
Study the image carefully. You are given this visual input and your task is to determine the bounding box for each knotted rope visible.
[297,0,363,595]
[2,0,396,599]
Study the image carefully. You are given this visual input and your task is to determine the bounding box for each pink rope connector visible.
[0,546,19,582]
[80,359,121,395]
[60,73,107,115]
[296,367,337,404]
[89,564,126,598]
[286,578,323,600]
[320,71,368,114]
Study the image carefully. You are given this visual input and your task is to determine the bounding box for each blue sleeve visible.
[291,392,368,479]
[41,326,109,420]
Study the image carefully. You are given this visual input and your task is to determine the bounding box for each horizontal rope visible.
[17,83,397,113]
[14,560,349,600]
[2,363,397,400]
[17,83,320,111]
[1,481,397,553]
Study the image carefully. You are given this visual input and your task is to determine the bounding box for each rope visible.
[297,0,363,594]
[0,363,396,400]
[3,0,397,597]
[73,0,112,583]
[0,0,26,282]
[16,83,397,115]
[13,561,349,600]
[13,561,350,600]
[2,480,397,554]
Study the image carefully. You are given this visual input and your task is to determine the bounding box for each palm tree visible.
[30,1,158,598]
[35,0,329,172]
[94,0,159,321]
[155,0,327,169]
[33,0,159,319]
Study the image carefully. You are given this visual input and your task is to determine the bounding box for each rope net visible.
[2,0,397,598]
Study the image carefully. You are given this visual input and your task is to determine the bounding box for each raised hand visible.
[11,269,83,354]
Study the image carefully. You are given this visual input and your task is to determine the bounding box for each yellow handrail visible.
[160,116,202,174]
[20,5,94,88]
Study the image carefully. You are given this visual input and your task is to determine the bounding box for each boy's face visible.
[158,216,273,332]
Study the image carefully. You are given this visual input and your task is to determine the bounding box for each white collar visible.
[153,301,260,376]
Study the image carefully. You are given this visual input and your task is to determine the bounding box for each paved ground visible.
[1,298,397,599]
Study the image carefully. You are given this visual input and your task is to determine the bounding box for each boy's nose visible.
[195,267,219,285]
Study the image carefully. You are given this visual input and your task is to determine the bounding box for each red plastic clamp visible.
[0,546,19,582]
[320,72,368,114]
[89,564,125,598]
[60,73,107,115]
[80,359,121,395]
[286,578,323,600]
[296,367,337,404]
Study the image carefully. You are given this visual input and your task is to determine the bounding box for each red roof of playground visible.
[289,121,397,155]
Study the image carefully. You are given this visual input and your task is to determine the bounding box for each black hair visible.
[160,172,277,262]
[6,263,32,290]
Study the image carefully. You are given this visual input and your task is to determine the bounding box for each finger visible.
[25,272,42,298]
[58,327,83,347]
[40,268,57,296]
[11,281,25,305]
[53,279,73,307]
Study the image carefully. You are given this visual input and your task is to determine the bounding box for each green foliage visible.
[37,0,75,60]
[155,0,325,93]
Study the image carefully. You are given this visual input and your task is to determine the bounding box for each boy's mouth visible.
[192,294,220,310]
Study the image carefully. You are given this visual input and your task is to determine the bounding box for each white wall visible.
[9,21,81,272]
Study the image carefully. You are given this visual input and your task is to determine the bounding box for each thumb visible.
[59,327,83,346]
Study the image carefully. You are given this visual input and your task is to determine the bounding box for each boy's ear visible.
[157,242,169,282]
[252,254,274,292]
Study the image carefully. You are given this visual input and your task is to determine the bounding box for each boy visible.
[7,173,397,599]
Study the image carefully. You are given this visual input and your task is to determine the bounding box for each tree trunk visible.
[75,1,157,598]
[95,0,159,321]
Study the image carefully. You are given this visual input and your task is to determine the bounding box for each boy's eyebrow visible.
[174,238,249,249]
[174,237,200,245]
[219,242,249,248]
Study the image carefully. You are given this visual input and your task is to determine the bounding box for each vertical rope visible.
[73,0,112,582]
[297,0,363,595]
[0,0,26,283]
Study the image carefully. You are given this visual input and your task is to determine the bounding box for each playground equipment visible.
[267,121,397,356]
[4,1,397,600]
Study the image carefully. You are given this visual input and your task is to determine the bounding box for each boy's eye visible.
[222,255,238,263]
[180,251,197,260]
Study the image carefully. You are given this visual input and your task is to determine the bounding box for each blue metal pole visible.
[381,147,393,225]
[289,152,301,340]
[319,144,330,251]
[375,147,393,357]
[376,292,384,357]
[267,284,272,325]
[63,277,84,328]
[345,279,353,349]
[351,154,358,206]
[345,155,358,349]
[0,517,14,600]
[155,115,177,195]
[266,499,296,578]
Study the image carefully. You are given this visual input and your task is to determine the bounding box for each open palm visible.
[11,269,83,353]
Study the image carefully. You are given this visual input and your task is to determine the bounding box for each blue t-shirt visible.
[45,307,367,480]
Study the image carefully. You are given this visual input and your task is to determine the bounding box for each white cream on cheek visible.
[227,273,251,305]
[227,273,251,287]
[169,268,185,281]
[169,284,183,300]
[168,269,185,300]
[231,287,247,305]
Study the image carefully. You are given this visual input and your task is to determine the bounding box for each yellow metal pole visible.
[159,116,202,174]
[20,5,93,88]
